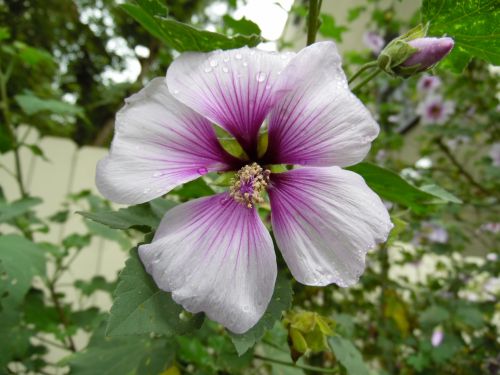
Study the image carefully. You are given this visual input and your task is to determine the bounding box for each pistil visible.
[229,162,270,208]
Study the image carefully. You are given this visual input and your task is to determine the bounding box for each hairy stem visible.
[47,280,77,352]
[306,0,321,46]
[350,68,381,93]
[348,61,378,84]
[0,63,27,198]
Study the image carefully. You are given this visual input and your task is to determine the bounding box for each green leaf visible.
[319,14,348,42]
[13,42,55,67]
[74,276,117,297]
[0,129,14,153]
[65,322,173,375]
[0,235,46,305]
[329,336,370,375]
[347,162,457,213]
[122,0,262,52]
[455,305,484,329]
[0,197,42,223]
[14,93,84,117]
[421,0,500,72]
[230,272,293,355]
[173,178,214,199]
[419,305,450,327]
[106,248,203,337]
[419,184,462,204]
[223,15,261,36]
[77,199,176,232]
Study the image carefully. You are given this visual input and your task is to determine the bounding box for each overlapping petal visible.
[166,47,294,156]
[265,42,379,167]
[96,77,236,205]
[268,167,392,287]
[138,193,276,334]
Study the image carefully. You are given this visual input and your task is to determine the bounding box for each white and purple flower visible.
[416,95,455,125]
[96,42,392,333]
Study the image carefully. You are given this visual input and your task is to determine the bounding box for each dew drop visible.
[280,54,288,60]
[209,59,218,67]
[242,61,248,67]
[143,187,151,194]
[152,172,163,177]
[223,56,229,62]
[204,66,212,73]
[222,66,229,73]
[242,305,250,312]
[255,72,267,83]
[235,53,242,60]
[197,167,208,175]
[172,89,179,95]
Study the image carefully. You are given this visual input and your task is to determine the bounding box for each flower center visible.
[229,162,270,208]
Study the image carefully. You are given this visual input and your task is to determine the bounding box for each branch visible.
[435,138,492,196]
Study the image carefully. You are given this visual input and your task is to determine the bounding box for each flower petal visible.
[166,47,294,156]
[268,166,392,287]
[265,42,379,167]
[138,193,276,334]
[96,77,236,205]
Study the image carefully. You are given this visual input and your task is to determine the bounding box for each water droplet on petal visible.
[172,89,179,95]
[209,59,218,67]
[235,53,242,60]
[143,187,151,194]
[152,172,163,177]
[281,54,288,60]
[222,66,229,73]
[204,66,212,73]
[223,56,229,62]
[242,61,248,66]
[255,72,267,83]
[197,167,208,175]
[242,305,250,312]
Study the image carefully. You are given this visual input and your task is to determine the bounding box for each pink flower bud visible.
[403,37,454,70]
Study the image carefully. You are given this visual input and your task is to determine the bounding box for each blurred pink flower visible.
[417,74,441,93]
[431,328,444,347]
[481,222,500,234]
[363,31,385,54]
[416,95,455,125]
[489,143,500,166]
[422,222,448,244]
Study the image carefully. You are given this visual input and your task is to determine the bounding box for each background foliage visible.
[0,0,499,374]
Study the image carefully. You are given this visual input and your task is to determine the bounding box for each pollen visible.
[229,163,270,208]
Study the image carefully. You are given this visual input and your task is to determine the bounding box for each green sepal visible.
[212,172,235,187]
[377,23,428,77]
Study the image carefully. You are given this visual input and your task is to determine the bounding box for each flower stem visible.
[348,61,378,84]
[350,67,381,93]
[306,0,321,46]
[254,354,338,373]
